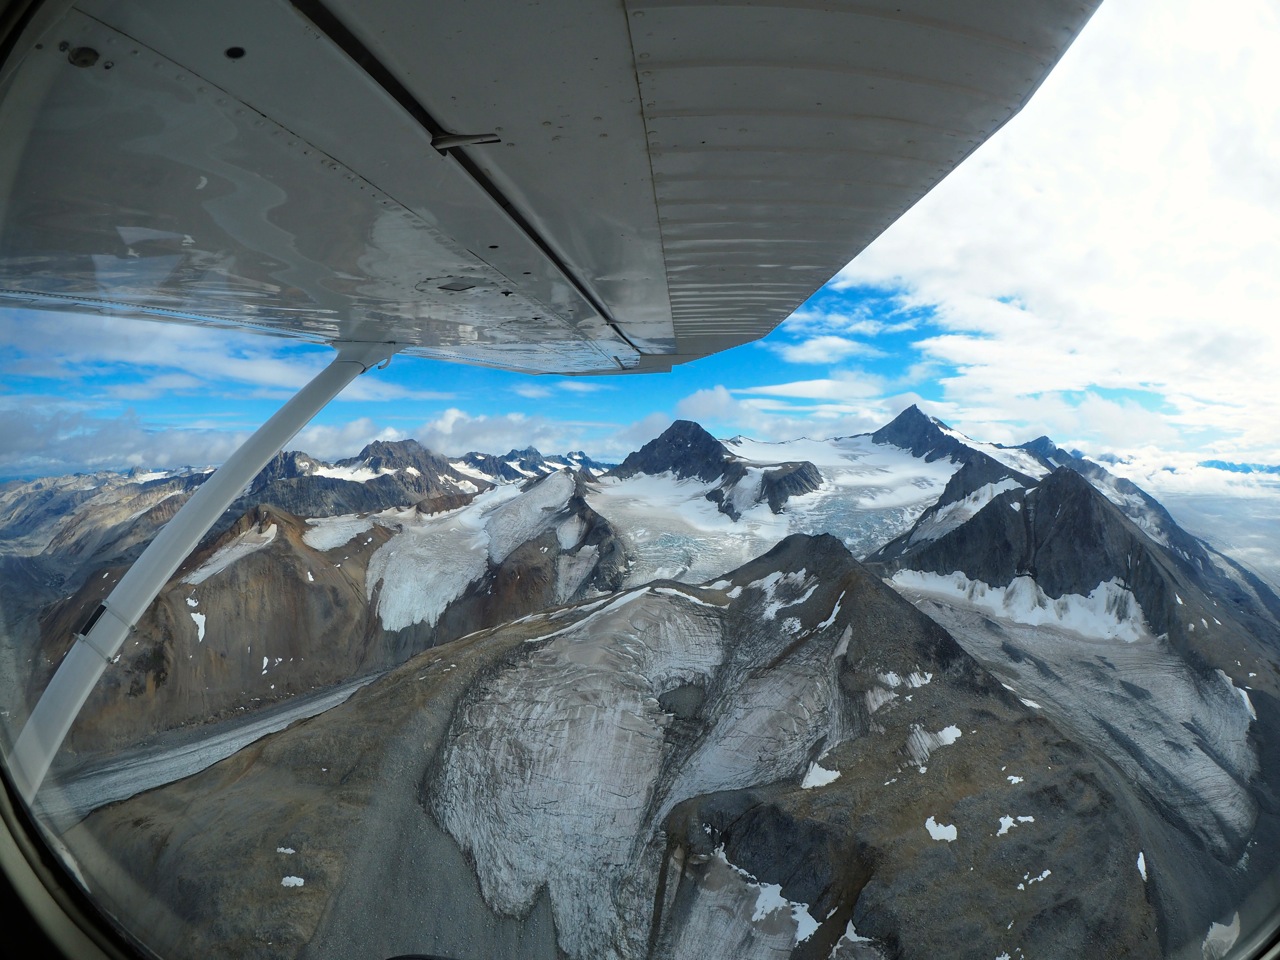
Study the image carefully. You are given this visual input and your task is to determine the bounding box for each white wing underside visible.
[0,0,1099,374]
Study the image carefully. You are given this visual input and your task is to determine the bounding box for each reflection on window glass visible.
[2,1,1280,959]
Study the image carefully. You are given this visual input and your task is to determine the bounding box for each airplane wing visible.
[0,0,1099,375]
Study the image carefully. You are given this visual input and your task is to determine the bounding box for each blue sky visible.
[3,0,1280,479]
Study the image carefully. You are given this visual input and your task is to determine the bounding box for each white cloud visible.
[674,384,892,442]
[780,307,918,339]
[557,381,614,394]
[293,419,406,460]
[769,335,883,365]
[511,384,552,400]
[831,0,1280,461]
[0,409,245,476]
[409,408,639,460]
[734,375,886,402]
[0,309,451,404]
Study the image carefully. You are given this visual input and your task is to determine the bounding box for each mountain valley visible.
[1,407,1278,960]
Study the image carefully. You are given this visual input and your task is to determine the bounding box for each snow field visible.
[182,523,277,585]
[302,515,373,551]
[891,570,1153,644]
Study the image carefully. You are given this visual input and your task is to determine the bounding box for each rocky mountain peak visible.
[610,420,729,482]
[1019,435,1059,459]
[871,405,972,463]
[347,438,434,472]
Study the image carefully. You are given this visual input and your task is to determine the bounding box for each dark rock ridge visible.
[869,404,975,463]
[759,460,823,513]
[458,446,612,482]
[612,420,824,518]
[868,457,1280,952]
[224,441,490,533]
[611,419,732,483]
[870,465,1279,665]
[68,535,1158,960]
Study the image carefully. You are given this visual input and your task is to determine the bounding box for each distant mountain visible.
[453,446,612,484]
[1200,460,1280,475]
[609,420,823,521]
[866,450,1280,949]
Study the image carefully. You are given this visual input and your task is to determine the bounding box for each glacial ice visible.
[587,438,959,585]
[487,469,576,562]
[1216,669,1257,721]
[663,847,821,959]
[365,477,588,632]
[801,762,841,788]
[905,724,962,766]
[431,581,850,960]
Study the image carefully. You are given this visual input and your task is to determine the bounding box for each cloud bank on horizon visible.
[1,0,1279,485]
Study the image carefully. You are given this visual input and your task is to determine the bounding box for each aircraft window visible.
[2,2,1279,960]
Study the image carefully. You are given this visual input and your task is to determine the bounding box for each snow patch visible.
[1202,913,1240,960]
[909,479,1023,544]
[189,612,205,642]
[924,816,957,842]
[183,524,277,585]
[281,876,305,888]
[801,762,841,788]
[996,815,1035,837]
[1016,869,1051,890]
[312,462,393,483]
[1137,852,1147,881]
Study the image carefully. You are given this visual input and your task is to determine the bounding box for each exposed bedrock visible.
[426,534,1157,960]
[67,535,1158,960]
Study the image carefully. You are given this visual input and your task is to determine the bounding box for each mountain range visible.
[1,406,1277,960]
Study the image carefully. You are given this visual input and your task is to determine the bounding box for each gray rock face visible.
[612,420,733,483]
[65,536,1158,960]
[226,442,490,531]
[869,405,973,464]
[866,452,1280,955]
[612,421,824,519]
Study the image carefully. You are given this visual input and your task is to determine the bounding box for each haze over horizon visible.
[3,0,1279,490]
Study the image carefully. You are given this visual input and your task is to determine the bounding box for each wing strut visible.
[7,340,401,804]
